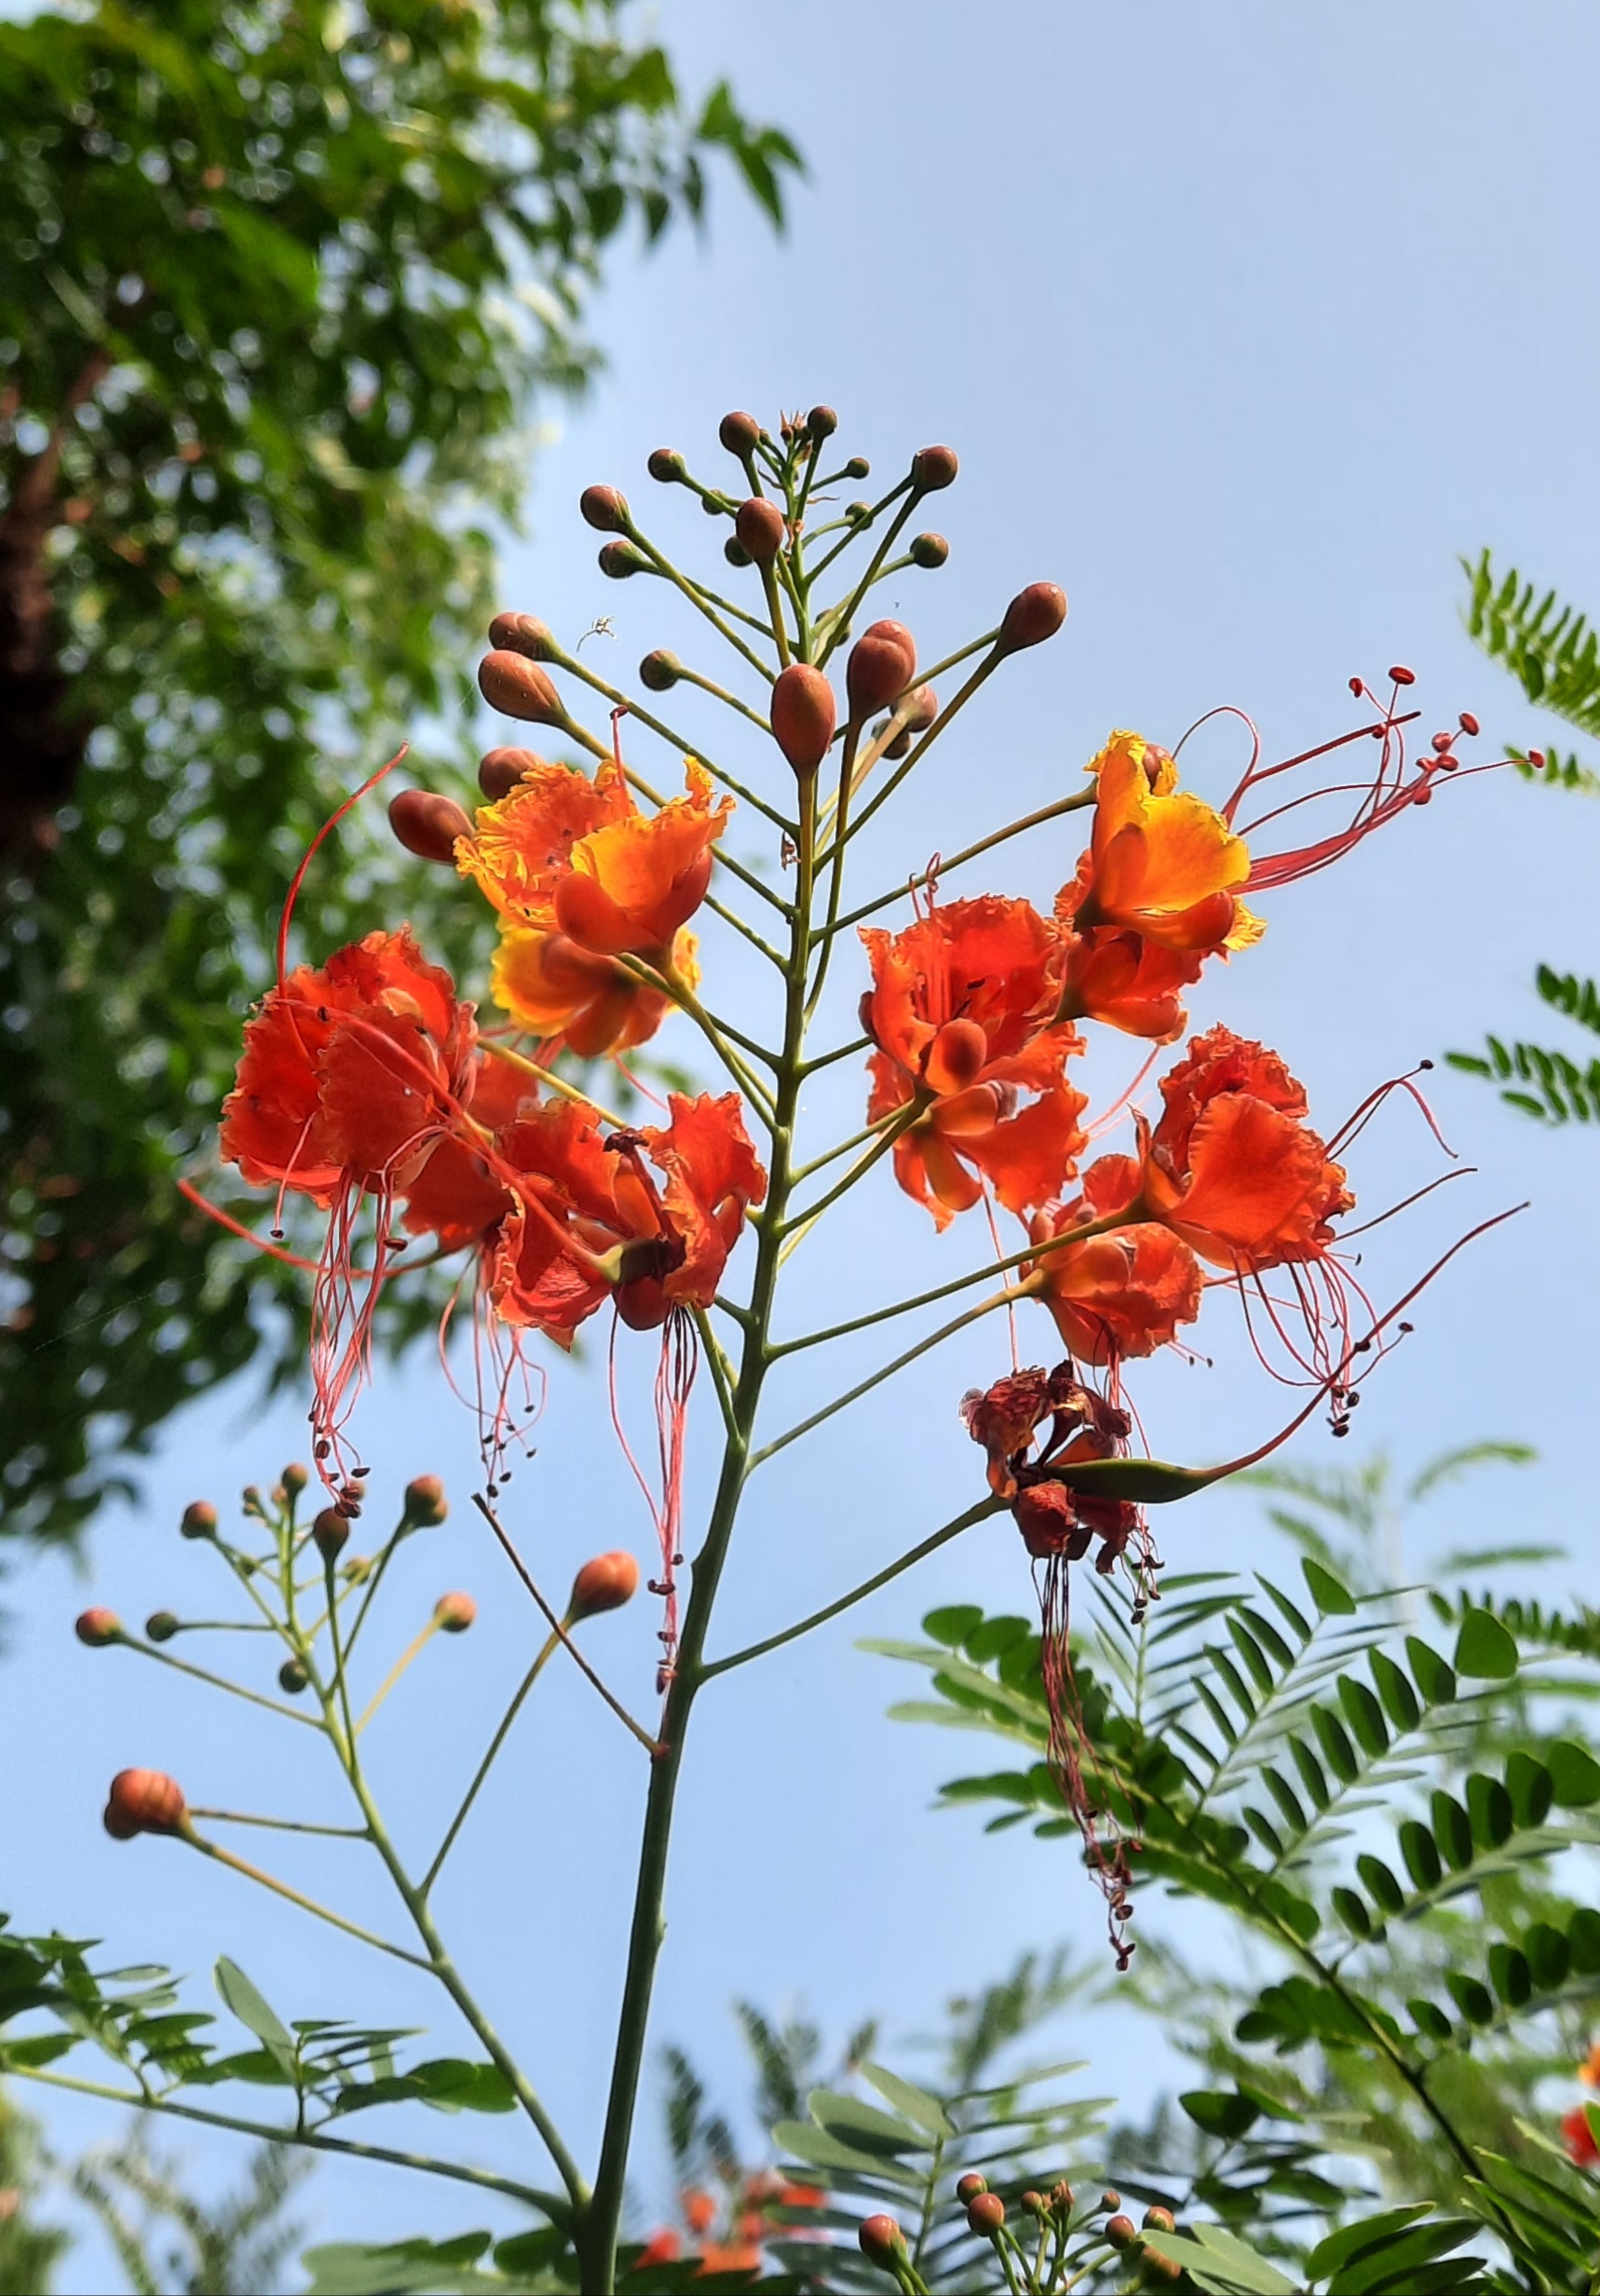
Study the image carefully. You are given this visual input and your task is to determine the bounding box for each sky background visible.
[8,2,1600,2284]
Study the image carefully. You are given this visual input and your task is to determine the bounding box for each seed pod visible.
[770,663,837,779]
[104,1768,188,1841]
[847,618,916,719]
[719,410,762,456]
[580,484,629,533]
[145,1610,180,1643]
[388,789,473,865]
[75,1608,123,1648]
[567,1550,640,1621]
[1105,2214,1137,2250]
[955,2174,988,2204]
[735,496,786,565]
[479,746,545,800]
[180,1501,217,1541]
[909,531,949,568]
[598,539,649,579]
[639,649,681,693]
[857,2215,905,2267]
[488,612,555,660]
[966,2192,1006,2235]
[313,1508,349,1562]
[912,443,958,492]
[997,582,1068,654]
[402,1474,448,1528]
[278,1658,309,1694]
[807,405,838,441]
[434,1591,477,1634]
[647,447,685,483]
[480,650,563,726]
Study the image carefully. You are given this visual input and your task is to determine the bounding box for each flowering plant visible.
[8,409,1521,2292]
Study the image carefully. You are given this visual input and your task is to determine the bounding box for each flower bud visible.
[598,539,649,579]
[1021,2191,1045,2216]
[480,650,563,726]
[857,2214,905,2268]
[181,1501,217,1541]
[479,746,545,800]
[955,2174,988,2204]
[1143,2207,1175,2233]
[1105,2214,1137,2250]
[723,536,752,568]
[145,1610,180,1643]
[843,455,870,480]
[878,683,938,758]
[912,443,958,492]
[278,1657,309,1694]
[847,619,916,720]
[104,1768,187,1841]
[281,1462,308,1496]
[770,663,837,779]
[1049,2181,1074,2217]
[735,496,786,565]
[567,1549,640,1621]
[967,2192,1006,2235]
[343,1554,373,1583]
[388,789,474,865]
[75,1608,123,1648]
[719,410,762,457]
[433,1591,477,1634]
[402,1474,448,1528]
[647,447,686,483]
[807,405,838,441]
[909,531,949,569]
[639,649,681,693]
[489,611,555,660]
[845,499,872,524]
[1101,2192,1121,2213]
[580,484,630,533]
[998,582,1068,654]
[313,1508,349,1561]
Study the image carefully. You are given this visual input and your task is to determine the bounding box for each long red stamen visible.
[277,746,407,988]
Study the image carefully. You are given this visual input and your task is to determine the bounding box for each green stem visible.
[185,1809,369,1838]
[423,1629,561,1896]
[545,639,792,833]
[188,1834,429,1968]
[117,1637,323,1730]
[828,782,1098,939]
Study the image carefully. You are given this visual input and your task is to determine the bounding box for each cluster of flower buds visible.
[858,2176,1181,2291]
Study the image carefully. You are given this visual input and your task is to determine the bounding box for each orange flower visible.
[398,1050,530,1251]
[490,925,696,1057]
[458,755,731,958]
[489,1091,766,1342]
[1051,905,1204,1042]
[1065,731,1264,954]
[696,2243,762,2276]
[683,2190,718,2237]
[1028,1202,1203,1365]
[861,896,1085,1228]
[1563,2105,1599,2170]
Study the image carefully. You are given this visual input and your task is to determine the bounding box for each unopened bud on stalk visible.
[402,1475,448,1528]
[145,1611,180,1643]
[1021,2191,1045,2216]
[1105,2215,1137,2251]
[639,649,681,693]
[877,684,938,758]
[433,1591,477,1634]
[1102,2192,1122,2213]
[770,663,837,779]
[843,455,870,480]
[912,443,958,492]
[719,410,762,457]
[281,1462,308,1496]
[1143,2208,1175,2233]
[278,1658,309,1694]
[807,404,838,441]
[75,1608,123,1648]
[997,582,1068,654]
[387,789,473,864]
[1049,2182,1075,2215]
[845,499,872,524]
[955,2174,988,2204]
[857,2215,906,2269]
[489,611,555,660]
[313,1509,349,1562]
[847,619,916,719]
[966,2192,1006,2235]
[735,496,786,565]
[647,446,686,483]
[579,484,630,533]
[909,532,949,568]
[479,650,563,726]
[723,536,752,568]
[181,1501,217,1541]
[104,1768,188,1841]
[343,1555,373,1584]
[567,1550,640,1621]
[598,540,649,579]
[479,746,544,800]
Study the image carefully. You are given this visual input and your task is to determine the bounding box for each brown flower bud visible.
[847,618,916,719]
[145,1610,180,1643]
[1101,2192,1122,2212]
[998,582,1068,654]
[489,613,554,663]
[104,1768,187,1841]
[843,455,870,480]
[313,1508,349,1561]
[180,1501,217,1541]
[770,663,837,779]
[878,683,938,758]
[580,484,630,533]
[955,2174,988,2204]
[647,446,686,483]
[402,1474,448,1528]
[912,443,958,492]
[278,1658,309,1694]
[857,2215,905,2267]
[735,496,786,565]
[433,1591,477,1634]
[598,539,649,579]
[1105,2214,1137,2250]
[909,531,949,569]
[639,649,681,693]
[967,2192,1006,2235]
[1143,2207,1175,2233]
[480,650,563,726]
[719,410,762,456]
[807,405,838,441]
[75,1608,123,1648]
[1020,2191,1045,2216]
[845,499,872,523]
[567,1549,640,1621]
[479,746,545,800]
[1049,2181,1074,2216]
[281,1462,309,1496]
[388,789,474,865]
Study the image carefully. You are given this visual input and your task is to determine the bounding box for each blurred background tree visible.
[0,0,798,1550]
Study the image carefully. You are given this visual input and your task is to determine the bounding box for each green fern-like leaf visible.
[1463,550,1600,743]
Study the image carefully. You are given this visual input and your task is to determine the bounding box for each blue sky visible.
[9,3,1600,2281]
